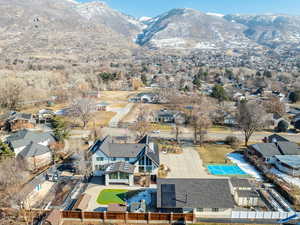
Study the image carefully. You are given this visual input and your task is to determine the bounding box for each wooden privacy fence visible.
[62,210,195,223]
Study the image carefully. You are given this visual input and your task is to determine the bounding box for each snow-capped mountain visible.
[135,8,254,49]
[224,14,300,48]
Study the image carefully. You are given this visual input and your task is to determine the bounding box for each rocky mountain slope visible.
[75,1,143,40]
[136,8,255,49]
[224,14,300,48]
[0,0,138,62]
[0,0,300,60]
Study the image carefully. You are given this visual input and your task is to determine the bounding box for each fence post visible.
[125,212,128,223]
[193,212,196,223]
[103,211,107,223]
[170,212,173,224]
[148,212,151,224]
[81,210,84,222]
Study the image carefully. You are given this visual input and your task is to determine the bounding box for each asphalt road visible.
[103,127,300,143]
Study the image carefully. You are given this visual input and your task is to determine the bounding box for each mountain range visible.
[0,0,300,61]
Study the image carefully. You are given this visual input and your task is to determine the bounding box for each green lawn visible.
[97,189,128,205]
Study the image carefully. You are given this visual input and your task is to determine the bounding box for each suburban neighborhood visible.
[1,83,300,225]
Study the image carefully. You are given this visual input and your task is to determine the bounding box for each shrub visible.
[225,136,241,149]
[277,120,289,132]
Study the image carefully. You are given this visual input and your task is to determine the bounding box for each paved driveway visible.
[109,103,134,127]
[160,147,216,178]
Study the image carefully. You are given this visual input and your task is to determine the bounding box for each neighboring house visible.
[5,112,36,132]
[96,102,110,111]
[17,142,52,171]
[89,136,159,186]
[19,173,47,208]
[129,93,158,103]
[5,129,56,170]
[156,178,234,218]
[264,134,290,143]
[274,155,300,177]
[151,109,186,124]
[246,140,300,177]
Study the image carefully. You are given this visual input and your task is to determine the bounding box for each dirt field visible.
[121,103,165,123]
[197,143,235,165]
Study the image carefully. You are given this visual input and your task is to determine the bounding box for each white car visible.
[152,130,160,134]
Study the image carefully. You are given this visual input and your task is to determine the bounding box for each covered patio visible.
[104,162,135,186]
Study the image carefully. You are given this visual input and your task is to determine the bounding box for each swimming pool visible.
[207,164,247,175]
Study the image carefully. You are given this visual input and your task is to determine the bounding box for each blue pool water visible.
[207,164,247,175]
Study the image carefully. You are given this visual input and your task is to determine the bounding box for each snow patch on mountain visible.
[206,12,224,18]
[139,17,152,22]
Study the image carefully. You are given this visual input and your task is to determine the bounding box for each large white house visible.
[89,136,160,186]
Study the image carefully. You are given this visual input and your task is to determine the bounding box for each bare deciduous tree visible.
[0,78,24,110]
[70,98,96,128]
[131,104,152,140]
[237,101,268,146]
[263,96,286,117]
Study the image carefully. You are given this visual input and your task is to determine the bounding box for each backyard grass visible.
[97,189,128,205]
[87,111,116,128]
[197,143,235,165]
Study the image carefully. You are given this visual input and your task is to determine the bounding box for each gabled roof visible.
[230,178,252,188]
[157,178,234,209]
[91,136,159,165]
[90,136,145,158]
[19,142,51,158]
[105,161,135,174]
[6,129,56,149]
[145,142,160,166]
[251,143,282,158]
[267,134,289,143]
[275,155,300,169]
[236,190,259,198]
[277,142,300,155]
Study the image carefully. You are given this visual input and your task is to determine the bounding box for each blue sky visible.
[78,0,300,18]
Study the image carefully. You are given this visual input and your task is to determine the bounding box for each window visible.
[95,165,106,170]
[96,157,104,161]
[111,157,116,161]
[212,208,219,212]
[109,173,118,179]
[119,172,129,179]
[196,208,203,212]
[125,157,130,162]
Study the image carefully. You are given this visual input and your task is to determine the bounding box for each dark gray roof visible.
[275,155,300,169]
[251,143,281,158]
[91,136,144,158]
[277,142,300,155]
[157,179,234,209]
[145,142,160,166]
[91,136,159,165]
[267,134,289,143]
[230,178,252,188]
[8,113,33,121]
[236,190,259,198]
[6,129,56,149]
[19,142,51,158]
[105,162,135,174]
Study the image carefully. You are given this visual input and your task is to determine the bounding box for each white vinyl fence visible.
[231,211,296,219]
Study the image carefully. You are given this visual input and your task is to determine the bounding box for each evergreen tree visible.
[211,85,228,103]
